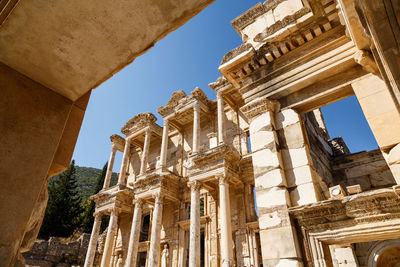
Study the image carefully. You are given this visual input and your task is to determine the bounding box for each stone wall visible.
[331,149,396,191]
[23,234,90,267]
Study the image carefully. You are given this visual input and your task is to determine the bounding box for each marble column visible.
[217,92,225,144]
[193,102,200,153]
[159,119,169,168]
[103,145,117,189]
[118,138,131,186]
[125,199,143,267]
[140,128,151,175]
[189,181,201,267]
[148,193,164,267]
[84,213,103,267]
[218,175,233,267]
[100,209,119,267]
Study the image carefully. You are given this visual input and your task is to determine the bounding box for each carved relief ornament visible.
[240,97,280,121]
[121,112,157,135]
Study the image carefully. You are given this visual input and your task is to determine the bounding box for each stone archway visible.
[367,239,400,267]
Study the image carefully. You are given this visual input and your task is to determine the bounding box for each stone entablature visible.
[187,144,240,182]
[121,112,160,136]
[289,188,400,231]
[132,172,182,203]
[91,186,134,215]
[157,87,213,119]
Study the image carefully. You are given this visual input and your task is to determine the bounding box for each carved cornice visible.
[158,87,212,117]
[121,112,157,135]
[240,97,280,120]
[110,134,125,150]
[231,3,266,32]
[254,7,311,43]
[289,188,400,231]
[157,90,187,117]
[220,43,254,66]
[191,87,211,107]
[208,76,232,94]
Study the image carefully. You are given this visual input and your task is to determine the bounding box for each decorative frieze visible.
[240,97,279,121]
[121,112,157,136]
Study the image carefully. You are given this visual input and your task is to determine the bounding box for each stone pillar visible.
[159,119,169,168]
[118,138,131,186]
[188,181,201,267]
[148,193,164,267]
[103,145,117,189]
[84,213,103,267]
[100,209,119,267]
[277,108,320,205]
[140,128,152,175]
[240,97,302,267]
[217,92,225,144]
[193,102,201,153]
[218,175,234,267]
[125,199,143,267]
[352,74,400,184]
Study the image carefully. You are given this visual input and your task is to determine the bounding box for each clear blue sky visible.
[72,0,378,171]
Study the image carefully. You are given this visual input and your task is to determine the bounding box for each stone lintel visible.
[289,188,400,231]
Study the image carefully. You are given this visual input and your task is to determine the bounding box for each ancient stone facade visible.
[84,1,400,266]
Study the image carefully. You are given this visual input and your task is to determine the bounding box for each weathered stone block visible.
[250,112,273,135]
[250,130,276,151]
[347,176,371,191]
[285,165,314,188]
[281,147,310,170]
[252,149,281,172]
[389,164,400,184]
[273,0,305,22]
[258,210,283,230]
[255,187,291,209]
[290,182,318,206]
[279,122,306,149]
[255,168,287,188]
[334,247,358,266]
[259,226,301,260]
[369,169,396,187]
[388,143,400,165]
[276,109,300,130]
[344,160,388,178]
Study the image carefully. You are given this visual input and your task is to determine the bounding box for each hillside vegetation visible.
[75,166,118,200]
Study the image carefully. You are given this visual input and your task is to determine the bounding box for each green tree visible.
[39,160,83,239]
[81,162,108,233]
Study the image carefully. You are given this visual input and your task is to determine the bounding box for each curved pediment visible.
[157,90,187,117]
[121,112,157,135]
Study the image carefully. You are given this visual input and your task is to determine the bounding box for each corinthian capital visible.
[153,192,164,205]
[188,180,202,192]
[240,97,279,121]
[217,175,230,185]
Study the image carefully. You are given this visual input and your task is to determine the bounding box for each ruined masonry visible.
[84,1,400,266]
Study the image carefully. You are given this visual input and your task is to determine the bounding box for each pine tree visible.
[81,162,108,233]
[39,160,83,239]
